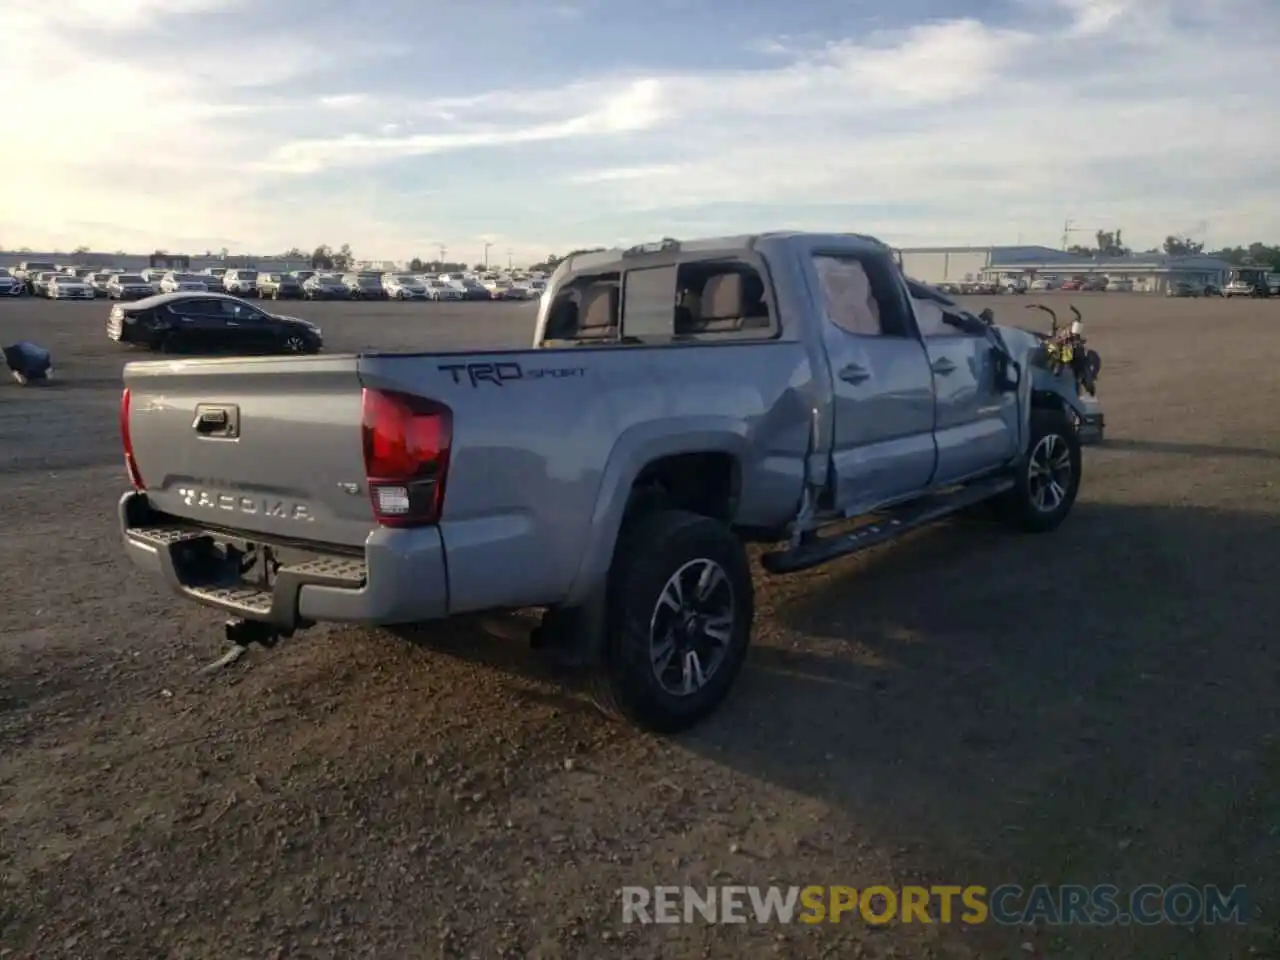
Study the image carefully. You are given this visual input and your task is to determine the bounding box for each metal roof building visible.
[983,251,1236,294]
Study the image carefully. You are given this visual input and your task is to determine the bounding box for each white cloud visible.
[256,79,667,174]
[9,0,234,29]
[1052,0,1135,36]
[565,165,685,185]
[318,94,370,110]
[1,0,1277,261]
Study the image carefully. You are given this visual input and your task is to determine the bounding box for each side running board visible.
[760,475,1015,575]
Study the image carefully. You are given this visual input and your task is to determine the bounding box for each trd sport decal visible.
[438,361,586,387]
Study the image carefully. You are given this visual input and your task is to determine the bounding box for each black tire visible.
[589,509,754,734]
[152,332,179,353]
[994,409,1082,533]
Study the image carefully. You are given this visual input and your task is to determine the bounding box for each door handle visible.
[839,363,870,384]
[931,357,956,375]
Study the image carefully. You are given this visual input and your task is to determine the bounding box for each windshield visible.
[25,263,56,271]
[0,269,11,278]
[395,275,417,283]
[118,275,145,283]
[236,271,258,281]
[359,277,382,286]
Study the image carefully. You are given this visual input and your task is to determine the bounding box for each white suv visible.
[384,275,428,300]
[223,269,260,297]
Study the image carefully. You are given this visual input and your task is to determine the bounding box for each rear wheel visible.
[152,332,180,353]
[589,509,754,733]
[281,334,309,354]
[994,409,1081,532]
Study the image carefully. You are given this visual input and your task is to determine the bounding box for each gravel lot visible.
[1,294,1277,959]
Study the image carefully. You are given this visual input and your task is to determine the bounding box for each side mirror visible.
[979,308,994,324]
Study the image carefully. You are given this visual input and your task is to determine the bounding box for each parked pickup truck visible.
[118,232,1094,733]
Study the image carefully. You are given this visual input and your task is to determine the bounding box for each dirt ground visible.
[1,293,1276,960]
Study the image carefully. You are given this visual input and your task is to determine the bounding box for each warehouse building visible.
[981,252,1235,294]
[898,245,1235,294]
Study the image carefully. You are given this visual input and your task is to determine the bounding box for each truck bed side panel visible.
[557,342,814,606]
[359,340,813,614]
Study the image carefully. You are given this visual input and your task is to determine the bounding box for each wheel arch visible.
[561,421,749,608]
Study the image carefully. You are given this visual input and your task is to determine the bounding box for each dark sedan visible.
[107,274,157,300]
[460,280,492,301]
[344,272,388,300]
[303,274,350,300]
[105,291,323,355]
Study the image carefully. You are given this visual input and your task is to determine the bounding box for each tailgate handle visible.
[192,403,240,438]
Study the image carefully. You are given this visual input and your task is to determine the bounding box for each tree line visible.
[1063,230,1280,271]
[289,244,607,275]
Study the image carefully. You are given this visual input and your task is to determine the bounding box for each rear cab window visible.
[541,249,777,345]
[543,272,621,342]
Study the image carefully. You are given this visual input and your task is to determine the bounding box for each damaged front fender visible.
[1030,365,1105,444]
[994,325,1106,446]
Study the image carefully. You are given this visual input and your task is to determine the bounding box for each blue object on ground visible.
[3,341,53,383]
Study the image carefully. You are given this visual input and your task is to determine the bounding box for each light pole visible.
[507,248,513,270]
[438,244,447,265]
[483,241,493,269]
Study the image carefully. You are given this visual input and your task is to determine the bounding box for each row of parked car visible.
[935,276,1135,295]
[0,261,549,303]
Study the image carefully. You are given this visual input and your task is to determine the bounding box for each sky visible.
[2,0,1278,264]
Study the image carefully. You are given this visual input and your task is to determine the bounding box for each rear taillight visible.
[120,387,145,491]
[361,388,452,527]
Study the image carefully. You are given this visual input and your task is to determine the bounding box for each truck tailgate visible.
[124,354,374,548]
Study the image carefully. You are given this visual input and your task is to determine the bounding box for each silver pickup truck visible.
[118,231,1095,733]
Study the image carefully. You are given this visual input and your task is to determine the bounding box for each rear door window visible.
[171,299,219,317]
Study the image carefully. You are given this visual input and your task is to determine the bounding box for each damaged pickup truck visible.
[118,231,1093,733]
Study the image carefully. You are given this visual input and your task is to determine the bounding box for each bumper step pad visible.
[126,524,366,625]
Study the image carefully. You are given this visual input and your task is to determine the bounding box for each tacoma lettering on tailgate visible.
[177,488,314,522]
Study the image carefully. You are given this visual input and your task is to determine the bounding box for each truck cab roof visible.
[557,231,893,277]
